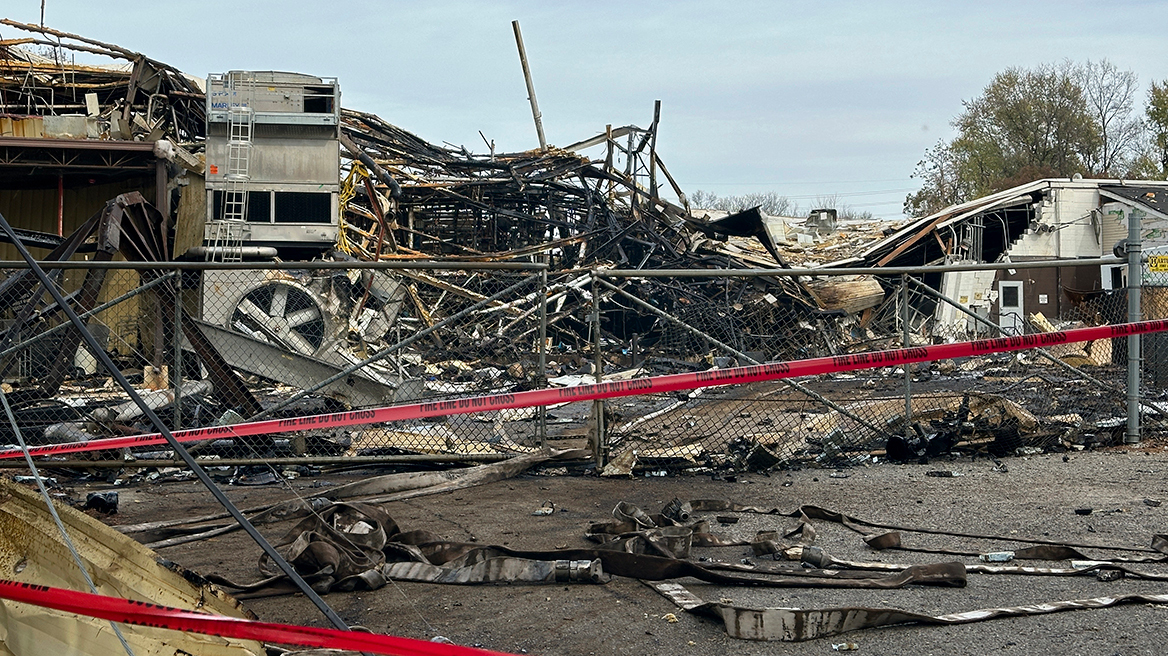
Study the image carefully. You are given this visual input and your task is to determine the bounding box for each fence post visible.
[1127,209,1143,444]
[902,273,912,441]
[173,266,183,431]
[537,264,548,446]
[591,270,605,468]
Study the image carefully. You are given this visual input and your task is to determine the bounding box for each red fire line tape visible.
[5,319,1166,460]
[0,578,514,656]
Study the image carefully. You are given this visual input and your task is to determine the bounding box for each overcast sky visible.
[6,1,1168,219]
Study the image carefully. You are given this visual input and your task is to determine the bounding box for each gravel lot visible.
[94,445,1168,655]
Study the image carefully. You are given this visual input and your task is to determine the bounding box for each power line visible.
[683,177,915,186]
[781,188,917,200]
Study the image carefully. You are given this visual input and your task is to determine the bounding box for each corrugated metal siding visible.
[0,179,153,260]
[0,117,44,138]
[1101,202,1128,253]
[0,179,156,357]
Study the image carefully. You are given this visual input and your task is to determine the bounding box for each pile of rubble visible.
[0,18,1142,478]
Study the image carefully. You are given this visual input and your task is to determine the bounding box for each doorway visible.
[998,281,1024,335]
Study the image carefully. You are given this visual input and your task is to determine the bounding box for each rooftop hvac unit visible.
[203,71,341,258]
[806,208,837,235]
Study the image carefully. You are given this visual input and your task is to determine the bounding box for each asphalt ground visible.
[92,445,1168,656]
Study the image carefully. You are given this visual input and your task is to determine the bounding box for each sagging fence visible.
[0,256,1160,472]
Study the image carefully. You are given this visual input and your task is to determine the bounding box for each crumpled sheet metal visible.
[0,477,261,656]
[212,502,615,597]
[643,498,1168,641]
[729,546,1168,582]
[213,497,967,598]
[689,592,1168,641]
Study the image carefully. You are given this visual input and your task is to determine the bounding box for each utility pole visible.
[511,20,547,153]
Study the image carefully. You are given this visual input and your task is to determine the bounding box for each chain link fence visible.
[1140,248,1168,414]
[0,258,1161,473]
[0,263,549,466]
[596,265,1150,474]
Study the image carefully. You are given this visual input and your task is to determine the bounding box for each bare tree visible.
[904,139,973,217]
[1080,59,1142,175]
[1147,79,1168,176]
[690,190,801,217]
[813,194,874,222]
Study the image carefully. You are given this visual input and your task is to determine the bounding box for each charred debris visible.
[0,19,894,363]
[0,20,1135,474]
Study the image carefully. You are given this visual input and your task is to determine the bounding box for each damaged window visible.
[275,192,331,223]
[1001,284,1020,308]
[212,190,272,223]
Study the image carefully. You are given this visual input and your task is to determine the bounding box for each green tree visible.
[905,60,1155,217]
[952,63,1098,194]
[1147,79,1168,175]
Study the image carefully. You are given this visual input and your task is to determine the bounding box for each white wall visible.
[936,269,997,336]
[1009,187,1103,258]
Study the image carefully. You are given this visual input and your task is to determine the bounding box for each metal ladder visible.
[208,71,255,262]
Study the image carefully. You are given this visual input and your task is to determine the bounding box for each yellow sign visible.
[1150,255,1168,272]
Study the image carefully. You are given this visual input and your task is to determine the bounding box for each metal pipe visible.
[0,257,1115,274]
[0,260,547,270]
[338,130,402,199]
[0,270,177,360]
[182,246,279,259]
[0,211,355,634]
[594,257,1126,279]
[56,174,63,237]
[596,278,888,436]
[591,271,604,468]
[512,20,547,153]
[250,274,538,421]
[0,454,516,468]
[1128,209,1143,444]
[901,274,912,441]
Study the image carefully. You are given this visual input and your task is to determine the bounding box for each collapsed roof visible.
[0,19,906,369]
[832,178,1168,270]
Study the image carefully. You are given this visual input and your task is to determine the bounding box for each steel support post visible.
[591,271,605,468]
[173,268,183,431]
[537,265,548,446]
[511,20,547,153]
[1127,209,1143,444]
[902,274,912,440]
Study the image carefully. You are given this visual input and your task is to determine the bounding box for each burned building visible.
[832,178,1168,340]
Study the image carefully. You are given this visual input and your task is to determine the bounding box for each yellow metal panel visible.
[0,179,156,354]
[174,173,206,257]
